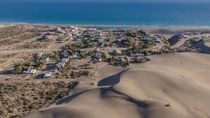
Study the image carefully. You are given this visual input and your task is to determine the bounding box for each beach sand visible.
[24,52,210,118]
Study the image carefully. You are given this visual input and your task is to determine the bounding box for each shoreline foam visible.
[1,22,210,30]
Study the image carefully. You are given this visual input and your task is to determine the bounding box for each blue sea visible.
[0,1,210,27]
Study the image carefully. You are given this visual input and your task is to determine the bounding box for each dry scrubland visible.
[0,25,68,71]
[0,25,99,118]
[0,81,70,118]
[0,25,42,50]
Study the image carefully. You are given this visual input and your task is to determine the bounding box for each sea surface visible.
[0,1,210,27]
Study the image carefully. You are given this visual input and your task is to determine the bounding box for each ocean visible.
[0,1,210,27]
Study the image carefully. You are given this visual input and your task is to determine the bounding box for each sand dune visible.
[24,53,210,118]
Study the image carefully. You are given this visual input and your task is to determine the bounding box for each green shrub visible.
[14,65,23,74]
[101,52,107,60]
[37,62,46,70]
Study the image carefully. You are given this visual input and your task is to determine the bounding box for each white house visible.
[23,68,37,74]
[43,72,52,78]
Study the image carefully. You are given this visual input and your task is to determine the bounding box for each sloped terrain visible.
[24,53,210,118]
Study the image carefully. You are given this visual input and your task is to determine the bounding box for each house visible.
[35,72,52,79]
[66,33,73,40]
[10,68,19,74]
[61,58,69,63]
[145,36,159,43]
[34,52,49,63]
[111,56,129,67]
[48,64,58,73]
[43,72,52,79]
[99,38,105,47]
[39,33,52,42]
[69,51,80,59]
[95,48,100,52]
[80,49,89,55]
[45,57,49,62]
[131,54,150,63]
[37,52,43,59]
[56,37,65,43]
[104,51,111,59]
[93,52,102,63]
[113,49,122,56]
[56,62,66,69]
[60,50,70,58]
[50,68,58,73]
[118,56,129,67]
[131,53,145,58]
[72,27,79,34]
[23,68,37,74]
[39,56,49,63]
[55,27,65,34]
[33,52,43,61]
[55,31,72,42]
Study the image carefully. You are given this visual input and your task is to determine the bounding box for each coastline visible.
[1,22,210,30]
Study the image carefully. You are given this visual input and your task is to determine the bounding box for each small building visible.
[10,68,19,74]
[23,68,37,74]
[93,52,102,62]
[99,38,105,47]
[69,52,79,59]
[131,53,145,58]
[113,49,122,56]
[60,50,70,58]
[61,58,69,63]
[131,54,150,63]
[39,56,49,63]
[56,37,65,43]
[55,27,66,34]
[119,56,129,67]
[37,52,43,58]
[80,49,90,55]
[56,62,66,69]
[49,68,58,73]
[39,33,51,42]
[34,52,49,63]
[145,36,160,43]
[43,72,52,79]
[35,72,52,79]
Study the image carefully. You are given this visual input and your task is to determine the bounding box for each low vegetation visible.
[0,81,71,118]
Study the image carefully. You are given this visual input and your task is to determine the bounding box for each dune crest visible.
[25,53,210,118]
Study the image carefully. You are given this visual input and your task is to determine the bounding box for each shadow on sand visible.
[100,87,149,108]
[56,69,129,105]
[98,68,149,117]
[56,90,89,105]
[97,68,129,87]
[56,68,149,116]
[191,39,210,54]
[98,68,149,108]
